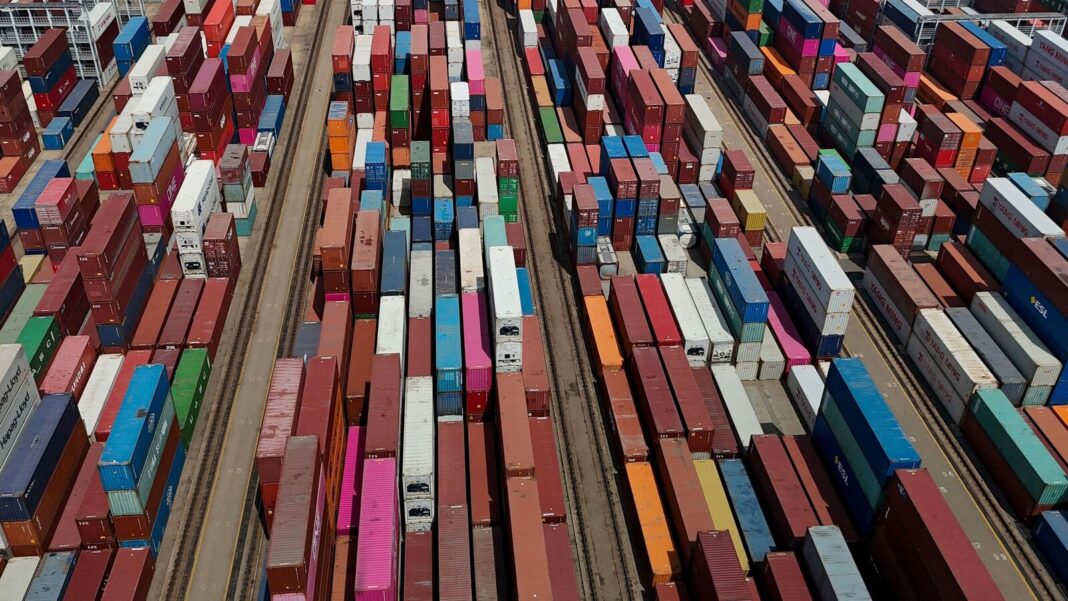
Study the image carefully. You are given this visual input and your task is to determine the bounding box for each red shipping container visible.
[23,29,68,76]
[468,421,501,526]
[185,277,232,360]
[690,530,755,600]
[256,358,306,485]
[506,477,554,600]
[35,253,89,336]
[48,442,106,551]
[746,435,820,545]
[344,319,377,423]
[100,548,154,601]
[529,417,567,523]
[436,504,473,599]
[265,436,323,595]
[437,420,467,508]
[521,316,551,415]
[628,347,685,439]
[660,346,714,455]
[403,531,434,600]
[655,437,716,563]
[83,232,148,303]
[65,548,114,598]
[77,193,140,278]
[635,274,682,346]
[761,551,813,600]
[692,366,740,458]
[204,0,236,42]
[351,210,382,294]
[406,317,431,379]
[498,372,536,477]
[156,278,204,348]
[544,523,582,601]
[40,335,97,401]
[332,26,355,74]
[364,354,401,458]
[601,367,650,462]
[608,275,654,354]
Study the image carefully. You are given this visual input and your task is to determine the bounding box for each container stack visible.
[708,237,768,365]
[204,0,236,59]
[229,25,270,145]
[188,58,235,161]
[218,144,259,235]
[821,63,883,159]
[0,69,41,193]
[172,160,223,278]
[25,30,77,128]
[129,114,185,234]
[167,27,206,139]
[926,23,989,100]
[35,178,98,266]
[684,93,723,184]
[781,227,852,358]
[497,139,519,222]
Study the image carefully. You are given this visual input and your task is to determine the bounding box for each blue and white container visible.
[98,365,171,491]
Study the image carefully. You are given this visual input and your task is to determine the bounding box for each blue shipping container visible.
[42,117,74,151]
[129,118,177,183]
[711,237,770,323]
[380,231,408,297]
[258,95,286,136]
[114,17,150,62]
[811,409,879,533]
[412,215,432,244]
[28,52,72,94]
[960,22,1008,67]
[98,364,170,491]
[1033,511,1068,583]
[816,154,852,194]
[634,235,665,274]
[0,265,26,321]
[0,394,78,521]
[24,550,76,601]
[718,459,776,562]
[516,268,534,316]
[823,358,921,480]
[623,135,649,158]
[435,250,457,297]
[57,79,99,127]
[435,295,463,396]
[293,321,322,358]
[97,264,154,348]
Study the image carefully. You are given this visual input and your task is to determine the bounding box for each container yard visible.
[0,0,1067,599]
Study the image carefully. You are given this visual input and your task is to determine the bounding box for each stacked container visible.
[0,69,41,191]
[781,227,852,357]
[218,145,259,235]
[25,30,76,128]
[171,160,223,278]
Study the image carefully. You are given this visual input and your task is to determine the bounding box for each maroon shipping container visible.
[156,278,203,348]
[601,367,650,462]
[529,417,567,523]
[130,277,179,350]
[437,420,467,507]
[40,335,97,401]
[100,548,154,601]
[23,30,68,76]
[660,346,714,456]
[873,25,924,73]
[985,118,1049,175]
[35,253,88,336]
[1016,238,1068,318]
[437,503,473,600]
[467,421,501,527]
[655,582,692,600]
[635,275,682,347]
[855,52,906,105]
[498,373,536,478]
[75,446,116,549]
[403,531,433,601]
[877,469,1002,600]
[82,229,148,303]
[576,264,603,298]
[316,300,352,367]
[471,527,507,601]
[692,367,741,458]
[267,49,294,104]
[256,358,306,484]
[746,435,820,546]
[266,435,323,595]
[628,347,685,439]
[521,316,551,415]
[913,263,964,308]
[186,277,234,360]
[899,158,944,201]
[690,530,755,600]
[65,548,114,599]
[505,222,527,268]
[761,551,813,601]
[608,276,654,354]
[867,245,940,321]
[364,353,401,458]
[203,212,241,279]
[655,438,716,563]
[407,317,431,378]
[344,319,377,423]
[48,442,105,552]
[351,210,382,295]
[544,523,582,600]
[781,436,858,542]
[77,193,140,278]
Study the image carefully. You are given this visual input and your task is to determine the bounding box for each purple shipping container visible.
[767,291,812,372]
[337,426,365,535]
[462,291,492,393]
[355,457,398,600]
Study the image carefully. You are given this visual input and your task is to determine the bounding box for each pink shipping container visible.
[40,334,97,400]
[766,292,812,372]
[337,426,366,535]
[355,457,399,600]
[255,358,306,485]
[462,291,492,394]
[465,50,484,95]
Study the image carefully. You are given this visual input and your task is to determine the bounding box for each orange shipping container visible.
[497,373,536,478]
[506,477,553,599]
[626,461,682,586]
[760,47,795,90]
[1026,407,1068,472]
[532,76,552,108]
[917,74,957,110]
[584,295,624,370]
[601,367,649,463]
[946,112,982,149]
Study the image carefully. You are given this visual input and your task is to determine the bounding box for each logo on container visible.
[1031,295,1048,319]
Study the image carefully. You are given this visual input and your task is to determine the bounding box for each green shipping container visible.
[499,177,519,195]
[76,143,97,180]
[831,63,885,114]
[172,348,212,447]
[499,193,518,215]
[965,227,1009,282]
[389,75,410,129]
[926,233,950,253]
[970,389,1068,505]
[501,212,518,224]
[823,392,884,509]
[538,107,563,145]
[18,316,61,382]
[740,0,763,12]
[757,22,773,47]
[0,284,48,344]
[823,217,853,254]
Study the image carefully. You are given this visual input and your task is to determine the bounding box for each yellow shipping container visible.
[792,165,814,199]
[532,76,552,108]
[18,254,43,283]
[732,189,767,232]
[584,295,624,370]
[625,462,681,585]
[694,459,750,573]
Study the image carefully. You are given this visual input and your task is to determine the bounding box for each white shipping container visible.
[677,209,697,249]
[547,144,571,187]
[476,157,498,209]
[1025,49,1068,86]
[175,230,203,254]
[906,335,968,423]
[945,307,1027,405]
[787,364,824,430]
[179,251,207,278]
[861,269,912,344]
[988,20,1031,65]
[1023,385,1053,406]
[459,228,485,292]
[785,227,855,314]
[86,3,117,40]
[256,0,286,49]
[376,296,408,377]
[0,47,16,71]
[402,376,435,500]
[685,277,735,363]
[597,237,618,279]
[574,64,605,112]
[658,235,688,274]
[684,94,724,149]
[79,354,124,441]
[1009,101,1068,155]
[488,246,523,345]
[0,378,41,473]
[896,109,917,142]
[911,309,998,402]
[129,45,166,95]
[109,110,135,153]
[970,292,1061,387]
[450,81,470,118]
[409,249,433,318]
[0,557,41,601]
[785,258,849,336]
[392,169,411,209]
[661,273,711,366]
[758,329,785,381]
[183,0,210,13]
[352,129,373,170]
[735,340,761,363]
[404,497,434,531]
[661,25,681,70]
[495,340,523,373]
[711,365,763,446]
[1030,30,1068,77]
[736,361,759,381]
[172,161,220,233]
[353,35,373,81]
[979,178,1065,240]
[520,10,538,47]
